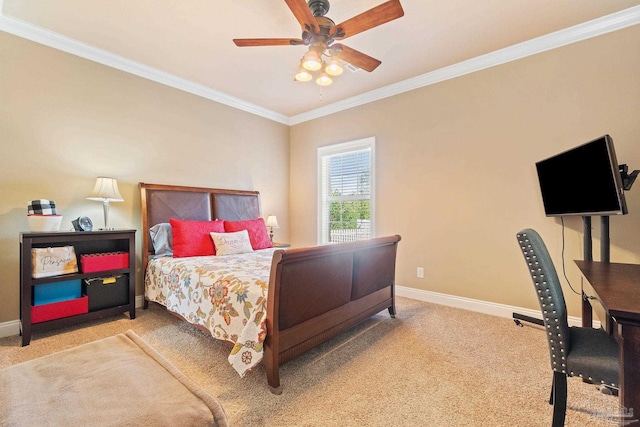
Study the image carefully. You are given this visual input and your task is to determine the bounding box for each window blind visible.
[318,138,375,244]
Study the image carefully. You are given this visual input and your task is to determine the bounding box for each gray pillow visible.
[149,223,173,257]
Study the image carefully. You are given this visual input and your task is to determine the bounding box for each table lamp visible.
[87,177,124,230]
[265,215,279,244]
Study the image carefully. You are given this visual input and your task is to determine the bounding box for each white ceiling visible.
[2,0,640,124]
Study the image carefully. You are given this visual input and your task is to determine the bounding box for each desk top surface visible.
[575,260,640,322]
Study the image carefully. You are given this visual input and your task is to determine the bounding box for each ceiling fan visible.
[233,0,404,86]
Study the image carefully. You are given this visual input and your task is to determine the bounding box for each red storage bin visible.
[80,252,129,273]
[31,296,89,323]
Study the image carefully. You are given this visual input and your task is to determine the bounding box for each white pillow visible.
[210,230,254,256]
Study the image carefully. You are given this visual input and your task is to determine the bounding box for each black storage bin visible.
[83,275,129,311]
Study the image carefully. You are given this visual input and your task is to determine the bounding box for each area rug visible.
[0,330,228,427]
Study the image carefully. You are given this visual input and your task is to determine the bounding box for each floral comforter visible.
[144,248,277,377]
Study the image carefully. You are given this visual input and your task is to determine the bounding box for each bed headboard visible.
[139,182,262,267]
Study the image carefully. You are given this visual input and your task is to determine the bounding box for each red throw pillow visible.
[170,218,225,257]
[224,218,273,250]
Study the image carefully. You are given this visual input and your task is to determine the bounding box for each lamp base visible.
[102,201,112,230]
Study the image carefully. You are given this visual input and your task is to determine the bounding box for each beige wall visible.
[2,24,639,326]
[290,25,640,317]
[0,32,290,323]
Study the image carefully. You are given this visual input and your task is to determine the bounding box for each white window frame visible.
[317,137,376,245]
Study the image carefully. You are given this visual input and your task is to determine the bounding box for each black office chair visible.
[516,228,619,427]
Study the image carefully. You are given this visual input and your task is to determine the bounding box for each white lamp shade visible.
[87,177,124,202]
[265,215,280,228]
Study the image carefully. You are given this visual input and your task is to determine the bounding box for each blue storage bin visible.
[33,279,82,306]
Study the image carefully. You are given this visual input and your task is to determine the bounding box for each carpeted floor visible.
[1,330,228,426]
[0,297,620,426]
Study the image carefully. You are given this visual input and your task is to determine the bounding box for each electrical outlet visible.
[417,267,424,279]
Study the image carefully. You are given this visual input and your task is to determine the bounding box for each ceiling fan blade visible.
[333,44,381,72]
[285,0,320,33]
[233,38,304,47]
[332,0,404,40]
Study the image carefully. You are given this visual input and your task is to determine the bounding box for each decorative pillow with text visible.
[210,230,254,256]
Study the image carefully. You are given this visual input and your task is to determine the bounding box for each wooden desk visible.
[576,260,640,425]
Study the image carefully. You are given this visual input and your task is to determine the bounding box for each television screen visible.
[535,135,628,217]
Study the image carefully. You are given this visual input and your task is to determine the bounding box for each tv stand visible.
[582,215,610,263]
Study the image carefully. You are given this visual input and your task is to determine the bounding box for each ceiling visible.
[2,0,640,124]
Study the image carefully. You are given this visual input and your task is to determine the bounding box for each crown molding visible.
[290,5,640,125]
[1,3,639,126]
[0,4,290,125]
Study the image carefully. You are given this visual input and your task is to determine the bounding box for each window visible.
[318,137,375,244]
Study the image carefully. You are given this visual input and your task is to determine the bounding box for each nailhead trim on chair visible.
[517,230,618,388]
[518,231,569,373]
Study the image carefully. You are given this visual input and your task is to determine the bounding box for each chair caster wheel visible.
[598,385,618,396]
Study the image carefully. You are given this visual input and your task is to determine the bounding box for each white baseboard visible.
[135,295,145,310]
[0,290,598,339]
[395,285,598,328]
[0,295,147,339]
[0,319,21,339]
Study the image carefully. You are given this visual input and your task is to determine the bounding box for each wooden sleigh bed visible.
[140,182,401,394]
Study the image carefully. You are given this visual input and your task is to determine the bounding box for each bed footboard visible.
[264,235,401,394]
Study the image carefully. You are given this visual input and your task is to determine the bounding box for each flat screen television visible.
[535,135,628,217]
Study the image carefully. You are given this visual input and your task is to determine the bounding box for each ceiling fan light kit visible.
[316,71,333,86]
[325,56,343,76]
[295,65,313,82]
[234,0,404,87]
[302,49,323,71]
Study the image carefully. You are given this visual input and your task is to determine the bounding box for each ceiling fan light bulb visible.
[294,68,313,82]
[302,51,322,71]
[325,58,343,76]
[316,72,332,86]
[303,59,322,71]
